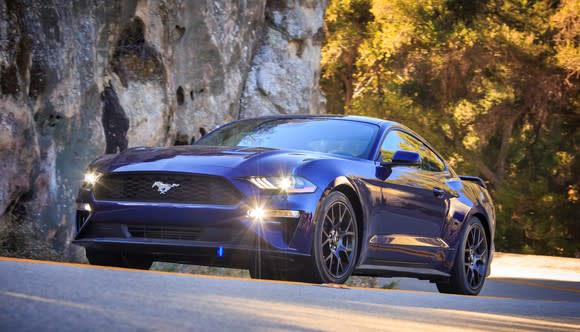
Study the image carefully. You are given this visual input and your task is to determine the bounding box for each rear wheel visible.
[437,217,488,295]
[86,249,153,270]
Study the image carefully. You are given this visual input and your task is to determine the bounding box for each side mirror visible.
[381,150,421,167]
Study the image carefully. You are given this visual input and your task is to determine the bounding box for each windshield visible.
[196,118,379,159]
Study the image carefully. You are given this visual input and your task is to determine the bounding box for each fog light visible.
[247,207,266,221]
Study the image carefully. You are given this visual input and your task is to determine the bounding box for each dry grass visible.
[0,218,63,261]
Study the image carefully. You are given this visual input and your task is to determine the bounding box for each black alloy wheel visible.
[310,191,359,284]
[437,217,488,295]
[463,222,488,289]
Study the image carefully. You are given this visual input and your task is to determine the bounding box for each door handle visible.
[433,187,445,199]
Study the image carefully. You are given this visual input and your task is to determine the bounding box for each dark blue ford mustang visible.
[74,115,495,295]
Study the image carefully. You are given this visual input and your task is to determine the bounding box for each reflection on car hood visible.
[92,145,333,175]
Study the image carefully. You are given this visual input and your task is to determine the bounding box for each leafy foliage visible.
[322,0,579,256]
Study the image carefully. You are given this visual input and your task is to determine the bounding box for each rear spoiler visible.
[459,175,487,189]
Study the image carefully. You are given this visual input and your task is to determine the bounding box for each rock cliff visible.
[0,0,326,259]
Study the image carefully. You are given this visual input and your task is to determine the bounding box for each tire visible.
[437,217,489,295]
[86,249,153,270]
[305,191,359,284]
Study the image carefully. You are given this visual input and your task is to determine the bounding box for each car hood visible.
[90,145,330,176]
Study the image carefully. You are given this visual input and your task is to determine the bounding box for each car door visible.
[366,129,451,266]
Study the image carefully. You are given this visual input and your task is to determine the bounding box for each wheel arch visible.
[468,210,494,276]
[470,212,492,252]
[333,183,365,264]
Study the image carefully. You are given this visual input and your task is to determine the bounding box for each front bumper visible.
[73,187,320,266]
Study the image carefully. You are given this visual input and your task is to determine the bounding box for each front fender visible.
[298,159,377,265]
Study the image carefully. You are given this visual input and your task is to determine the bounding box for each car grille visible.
[93,172,243,205]
[128,225,201,241]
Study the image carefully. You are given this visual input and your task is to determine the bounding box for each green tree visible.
[321,0,580,256]
[322,0,375,113]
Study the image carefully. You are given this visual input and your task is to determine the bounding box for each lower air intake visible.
[128,225,201,241]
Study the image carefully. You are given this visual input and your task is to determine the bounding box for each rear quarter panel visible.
[444,179,496,270]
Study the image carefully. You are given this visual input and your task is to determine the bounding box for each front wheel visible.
[437,217,488,295]
[307,191,359,284]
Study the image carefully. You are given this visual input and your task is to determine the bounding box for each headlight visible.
[83,171,102,187]
[247,176,317,193]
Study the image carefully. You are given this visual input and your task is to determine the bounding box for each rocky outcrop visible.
[240,0,327,118]
[0,0,326,260]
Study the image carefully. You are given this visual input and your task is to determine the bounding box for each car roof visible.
[241,114,398,127]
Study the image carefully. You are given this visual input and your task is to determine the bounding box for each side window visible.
[380,130,446,172]
[421,147,446,172]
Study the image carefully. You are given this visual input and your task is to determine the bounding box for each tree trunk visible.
[340,72,353,106]
[495,109,523,181]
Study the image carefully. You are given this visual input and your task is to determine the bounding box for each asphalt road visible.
[0,257,579,331]
[385,277,580,303]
